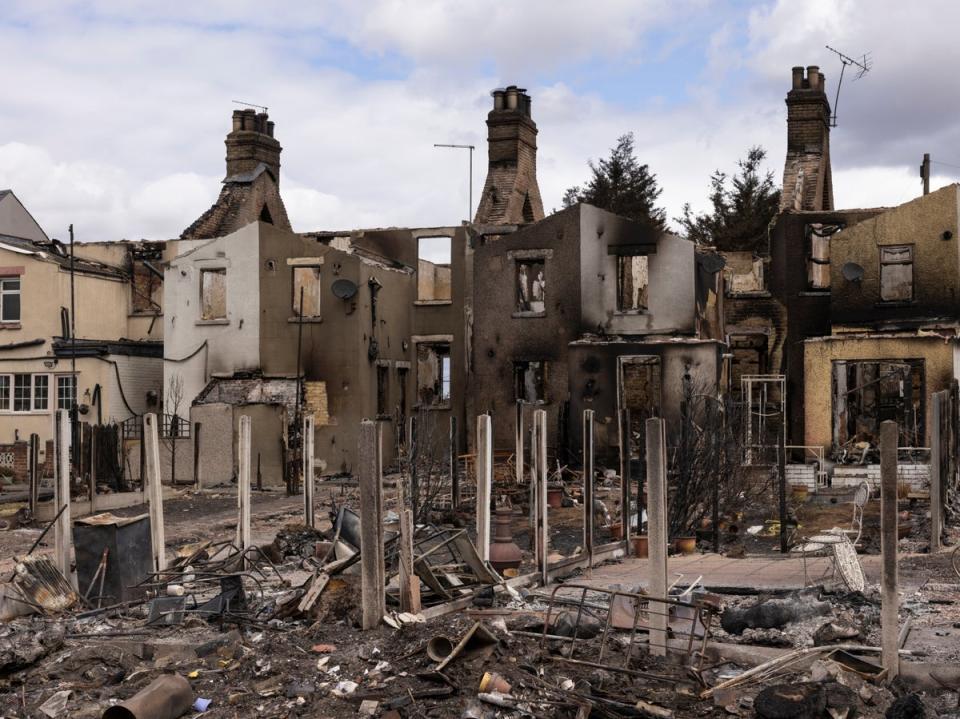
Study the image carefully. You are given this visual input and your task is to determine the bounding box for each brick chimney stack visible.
[781,66,833,212]
[474,85,545,225]
[225,108,283,184]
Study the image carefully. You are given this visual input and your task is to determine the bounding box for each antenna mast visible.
[825,45,871,127]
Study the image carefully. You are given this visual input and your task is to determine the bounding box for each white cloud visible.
[0,0,958,243]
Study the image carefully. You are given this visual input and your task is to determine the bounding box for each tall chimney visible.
[225,108,283,183]
[473,85,544,225]
[781,65,833,212]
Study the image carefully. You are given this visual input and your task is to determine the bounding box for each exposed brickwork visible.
[0,441,32,482]
[182,110,291,240]
[781,66,834,212]
[474,86,545,226]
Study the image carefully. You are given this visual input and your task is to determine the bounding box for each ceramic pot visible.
[632,535,649,558]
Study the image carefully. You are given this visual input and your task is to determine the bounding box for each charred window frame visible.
[199,268,227,322]
[879,245,914,303]
[292,265,322,319]
[416,236,452,303]
[131,259,163,315]
[616,254,649,312]
[508,249,551,318]
[831,359,925,450]
[804,223,843,291]
[514,360,547,404]
[416,342,451,408]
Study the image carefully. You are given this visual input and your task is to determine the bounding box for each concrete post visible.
[397,482,420,613]
[880,420,900,681]
[303,415,315,529]
[476,414,492,562]
[359,420,385,629]
[409,415,418,523]
[534,409,549,584]
[143,413,166,573]
[583,410,595,567]
[529,422,538,554]
[53,410,74,586]
[646,417,668,657]
[931,392,943,552]
[237,416,252,565]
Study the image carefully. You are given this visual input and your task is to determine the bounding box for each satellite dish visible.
[842,262,864,282]
[331,279,358,300]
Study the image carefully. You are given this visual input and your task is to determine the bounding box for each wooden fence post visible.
[143,413,166,573]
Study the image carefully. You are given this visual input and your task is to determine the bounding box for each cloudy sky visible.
[0,1,955,242]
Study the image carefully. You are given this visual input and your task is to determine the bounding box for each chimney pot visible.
[505,86,519,111]
[792,66,804,89]
[806,65,820,90]
[266,120,275,138]
[232,110,243,132]
[492,89,505,111]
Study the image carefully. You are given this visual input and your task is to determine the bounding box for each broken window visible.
[832,359,924,450]
[131,259,162,314]
[417,236,452,302]
[199,268,226,320]
[515,259,546,314]
[0,277,20,322]
[292,266,322,318]
[617,255,649,311]
[880,245,913,302]
[805,224,841,290]
[514,361,546,403]
[417,343,451,407]
[376,364,389,417]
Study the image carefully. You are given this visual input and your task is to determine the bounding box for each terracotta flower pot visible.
[632,535,649,558]
[674,536,697,555]
[609,523,623,540]
[547,488,563,508]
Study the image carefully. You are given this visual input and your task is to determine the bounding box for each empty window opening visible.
[0,277,20,322]
[805,223,841,290]
[617,255,649,311]
[515,259,546,314]
[514,361,546,403]
[729,335,768,396]
[832,359,924,450]
[522,193,535,223]
[417,343,451,407]
[377,364,389,417]
[131,260,162,314]
[259,204,273,224]
[292,266,322,318]
[619,356,661,463]
[880,245,913,302]
[417,236,452,302]
[200,268,227,320]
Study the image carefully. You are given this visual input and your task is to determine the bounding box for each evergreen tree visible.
[677,146,780,250]
[563,133,667,229]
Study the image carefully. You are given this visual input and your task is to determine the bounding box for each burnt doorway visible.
[617,356,662,466]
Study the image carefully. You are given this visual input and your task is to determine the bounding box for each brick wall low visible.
[832,464,929,492]
[785,463,817,491]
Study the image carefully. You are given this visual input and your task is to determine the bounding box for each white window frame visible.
[0,373,52,413]
[0,277,21,323]
[56,374,76,412]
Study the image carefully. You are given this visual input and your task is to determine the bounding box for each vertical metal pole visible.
[714,402,722,554]
[409,414,418,523]
[449,415,459,509]
[515,400,524,484]
[880,420,900,681]
[619,409,632,553]
[28,433,39,519]
[931,392,942,552]
[922,153,931,196]
[292,286,304,497]
[468,146,473,222]
[237,415,252,566]
[778,428,788,554]
[476,414,492,562]
[583,410,594,568]
[54,410,74,586]
[535,409,549,584]
[143,413,166,573]
[646,417,668,657]
[303,415,315,529]
[359,420,385,629]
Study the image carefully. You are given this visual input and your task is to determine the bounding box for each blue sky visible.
[0,1,956,242]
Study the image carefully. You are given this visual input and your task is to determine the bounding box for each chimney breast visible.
[224,108,282,183]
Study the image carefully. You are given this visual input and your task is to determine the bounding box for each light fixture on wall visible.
[43,358,57,369]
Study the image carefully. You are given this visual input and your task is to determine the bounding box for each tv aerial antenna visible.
[825,45,871,127]
[232,99,269,113]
